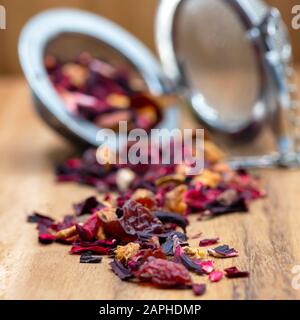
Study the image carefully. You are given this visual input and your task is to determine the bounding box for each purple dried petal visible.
[174,245,204,275]
[80,253,102,264]
[161,232,188,256]
[73,196,104,216]
[27,212,54,226]
[192,283,206,296]
[55,215,76,231]
[208,245,239,258]
[110,259,133,280]
[154,211,188,232]
[206,197,248,215]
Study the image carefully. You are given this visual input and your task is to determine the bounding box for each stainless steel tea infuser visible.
[19,0,299,168]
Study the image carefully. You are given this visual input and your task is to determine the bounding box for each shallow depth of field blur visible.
[0,0,299,75]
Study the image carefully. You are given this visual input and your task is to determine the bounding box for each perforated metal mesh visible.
[174,0,261,126]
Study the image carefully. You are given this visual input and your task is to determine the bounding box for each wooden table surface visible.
[1,73,300,300]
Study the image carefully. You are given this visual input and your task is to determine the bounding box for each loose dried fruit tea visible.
[28,76,264,296]
[28,195,255,296]
[46,52,162,131]
[56,142,265,220]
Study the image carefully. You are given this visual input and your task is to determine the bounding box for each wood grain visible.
[0,0,299,74]
[0,69,300,300]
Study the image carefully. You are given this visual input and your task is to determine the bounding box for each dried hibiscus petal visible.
[154,210,188,232]
[208,245,239,258]
[38,233,56,244]
[199,237,219,247]
[27,212,54,225]
[76,213,101,241]
[134,258,192,288]
[184,188,220,212]
[174,245,204,275]
[128,248,165,271]
[205,197,248,216]
[55,215,76,231]
[192,283,206,296]
[197,260,214,274]
[102,220,136,243]
[70,239,116,255]
[209,270,223,282]
[224,266,249,278]
[110,259,133,280]
[80,252,102,264]
[161,232,187,256]
[73,196,104,216]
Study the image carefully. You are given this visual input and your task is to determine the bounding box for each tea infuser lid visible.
[156,0,299,167]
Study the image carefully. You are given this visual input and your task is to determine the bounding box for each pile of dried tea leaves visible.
[29,139,264,296]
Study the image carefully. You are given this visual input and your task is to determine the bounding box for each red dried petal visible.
[199,237,220,247]
[38,233,56,244]
[70,239,116,255]
[197,260,214,274]
[128,248,165,271]
[209,270,223,282]
[76,213,101,241]
[192,283,206,296]
[224,266,249,278]
[134,258,192,288]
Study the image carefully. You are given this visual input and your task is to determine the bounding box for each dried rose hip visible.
[120,200,165,238]
[134,258,192,288]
